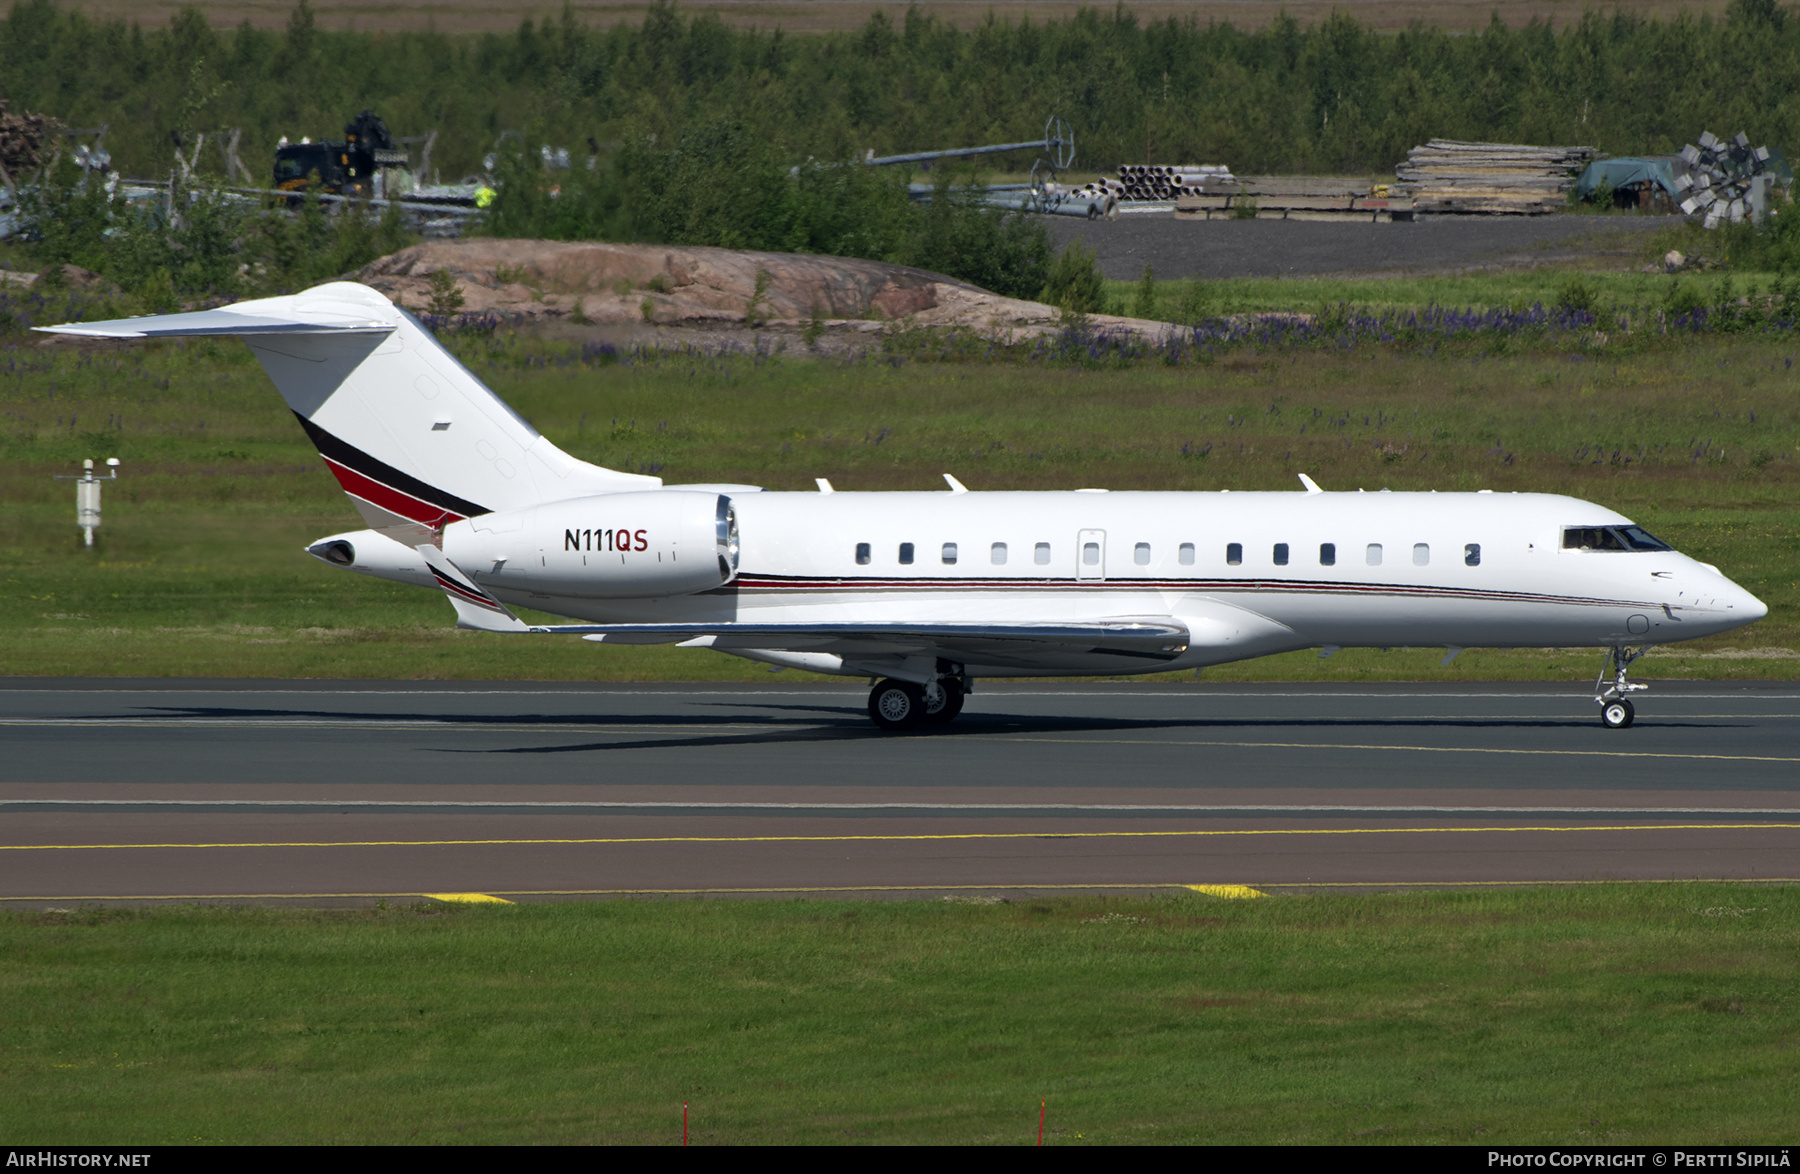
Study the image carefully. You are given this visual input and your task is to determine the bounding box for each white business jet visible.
[46,282,1767,730]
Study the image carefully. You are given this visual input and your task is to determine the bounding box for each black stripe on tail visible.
[292,411,491,520]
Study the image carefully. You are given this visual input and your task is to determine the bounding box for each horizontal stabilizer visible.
[416,545,530,633]
[35,308,394,339]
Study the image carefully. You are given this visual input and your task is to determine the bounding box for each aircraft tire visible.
[868,679,925,731]
[924,680,966,724]
[1600,699,1635,729]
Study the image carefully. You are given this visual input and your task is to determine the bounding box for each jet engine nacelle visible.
[443,491,738,600]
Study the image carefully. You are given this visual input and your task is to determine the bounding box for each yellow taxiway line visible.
[1,878,1797,903]
[2,822,1797,851]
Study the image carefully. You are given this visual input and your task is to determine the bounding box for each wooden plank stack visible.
[1393,139,1601,214]
[1175,176,1415,222]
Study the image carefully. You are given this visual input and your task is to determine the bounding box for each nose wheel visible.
[1595,645,1651,729]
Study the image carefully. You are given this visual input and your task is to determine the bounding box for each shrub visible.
[1039,239,1106,314]
[1555,275,1597,315]
[1131,264,1157,319]
[1172,279,1214,324]
[426,270,467,316]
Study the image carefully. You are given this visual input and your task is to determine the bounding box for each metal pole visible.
[117,176,484,216]
[865,140,1057,168]
[76,460,99,547]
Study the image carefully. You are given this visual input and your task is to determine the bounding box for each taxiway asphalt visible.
[1,680,1795,905]
[1045,212,1676,280]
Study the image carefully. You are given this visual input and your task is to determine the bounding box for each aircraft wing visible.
[567,620,1191,662]
[415,545,1189,661]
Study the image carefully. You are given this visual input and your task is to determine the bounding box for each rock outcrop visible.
[353,238,1169,340]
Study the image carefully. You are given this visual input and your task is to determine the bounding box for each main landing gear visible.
[1595,645,1652,729]
[867,674,967,731]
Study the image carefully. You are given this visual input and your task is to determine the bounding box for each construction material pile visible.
[1677,130,1787,228]
[1071,164,1235,204]
[1176,176,1413,222]
[1394,139,1601,214]
[0,101,57,183]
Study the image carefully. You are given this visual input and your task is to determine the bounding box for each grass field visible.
[1102,265,1768,318]
[60,0,1741,35]
[2,300,1796,681]
[2,885,1794,1144]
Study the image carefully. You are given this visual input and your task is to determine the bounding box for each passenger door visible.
[1076,529,1106,581]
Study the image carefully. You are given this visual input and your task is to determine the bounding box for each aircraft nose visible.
[1712,572,1767,625]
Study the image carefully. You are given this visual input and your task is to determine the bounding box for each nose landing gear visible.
[1595,645,1652,729]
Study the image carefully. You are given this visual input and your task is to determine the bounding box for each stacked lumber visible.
[0,101,56,184]
[1175,176,1415,222]
[1394,139,1601,214]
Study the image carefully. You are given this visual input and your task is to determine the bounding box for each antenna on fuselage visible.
[1298,473,1324,495]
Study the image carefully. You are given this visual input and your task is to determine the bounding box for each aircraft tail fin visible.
[40,282,658,542]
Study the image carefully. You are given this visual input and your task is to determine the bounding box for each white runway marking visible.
[8,799,1800,816]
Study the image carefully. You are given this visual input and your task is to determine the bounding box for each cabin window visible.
[991,542,1008,565]
[1565,527,1623,551]
[899,542,915,565]
[1134,542,1151,566]
[1178,543,1195,566]
[1618,526,1672,551]
[941,542,958,565]
[1366,543,1383,566]
[1035,542,1051,565]
[1082,542,1101,566]
[1320,543,1336,567]
[1464,543,1481,567]
[1273,543,1289,566]
[1413,543,1430,566]
[855,542,871,566]
[1226,543,1243,566]
[1564,526,1672,552]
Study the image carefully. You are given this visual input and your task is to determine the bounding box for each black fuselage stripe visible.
[293,412,490,520]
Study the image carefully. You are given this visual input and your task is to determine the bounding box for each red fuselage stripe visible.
[323,457,466,526]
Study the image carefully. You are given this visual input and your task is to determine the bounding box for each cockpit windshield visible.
[1563,525,1673,552]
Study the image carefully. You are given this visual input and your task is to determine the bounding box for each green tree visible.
[1039,239,1106,313]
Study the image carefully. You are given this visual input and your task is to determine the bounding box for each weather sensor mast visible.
[56,457,120,547]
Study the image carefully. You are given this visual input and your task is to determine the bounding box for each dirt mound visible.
[354,238,1168,340]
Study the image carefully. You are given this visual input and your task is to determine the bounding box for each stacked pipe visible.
[1392,139,1600,214]
[1069,164,1234,204]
